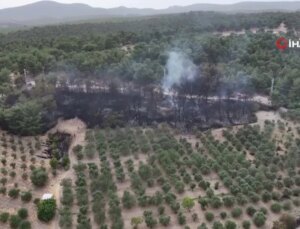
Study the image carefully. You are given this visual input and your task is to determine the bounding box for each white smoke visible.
[162,51,197,93]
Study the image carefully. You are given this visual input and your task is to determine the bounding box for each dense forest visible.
[0,11,300,135]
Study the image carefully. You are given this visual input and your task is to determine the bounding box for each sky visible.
[0,0,296,9]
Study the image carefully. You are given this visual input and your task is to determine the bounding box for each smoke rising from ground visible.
[162,51,197,92]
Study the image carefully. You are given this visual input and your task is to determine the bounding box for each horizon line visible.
[0,0,299,10]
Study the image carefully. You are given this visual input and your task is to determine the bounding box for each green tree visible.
[19,220,31,229]
[30,167,48,187]
[50,158,58,170]
[223,195,235,208]
[9,215,22,229]
[253,211,266,227]
[182,197,195,212]
[37,199,56,222]
[0,212,9,223]
[271,202,282,213]
[159,215,170,226]
[3,101,42,135]
[225,220,237,229]
[231,207,242,218]
[122,191,136,209]
[242,221,251,229]
[21,191,32,202]
[213,221,224,229]
[177,212,186,225]
[0,68,10,85]
[18,208,28,219]
[8,188,20,199]
[131,217,143,229]
[205,212,214,222]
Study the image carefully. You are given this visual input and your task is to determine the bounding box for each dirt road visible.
[49,118,87,229]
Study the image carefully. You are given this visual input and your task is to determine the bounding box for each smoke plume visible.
[162,51,197,92]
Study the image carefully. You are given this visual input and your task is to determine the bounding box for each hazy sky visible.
[0,0,296,9]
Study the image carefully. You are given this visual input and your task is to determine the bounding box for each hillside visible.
[1,1,300,26]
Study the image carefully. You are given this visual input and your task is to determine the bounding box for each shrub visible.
[131,217,143,229]
[205,212,214,222]
[271,202,282,213]
[37,199,56,222]
[223,195,235,208]
[213,221,224,229]
[192,213,198,222]
[259,207,268,215]
[175,181,185,193]
[59,207,72,229]
[61,187,73,206]
[236,194,248,206]
[145,215,157,228]
[210,196,222,209]
[253,211,266,227]
[242,220,251,229]
[198,197,208,210]
[246,206,256,217]
[182,197,195,211]
[231,207,242,218]
[262,191,271,203]
[293,199,300,207]
[34,198,40,205]
[50,158,58,170]
[21,191,32,202]
[170,201,180,214]
[159,215,170,226]
[18,208,28,219]
[19,220,31,229]
[272,191,281,201]
[283,177,294,188]
[73,145,83,160]
[283,201,292,211]
[30,168,48,187]
[0,212,9,223]
[9,215,22,229]
[220,212,227,219]
[144,210,157,228]
[225,220,236,229]
[198,223,208,229]
[177,212,186,225]
[8,188,20,199]
[249,192,260,203]
[122,191,136,209]
[158,205,165,215]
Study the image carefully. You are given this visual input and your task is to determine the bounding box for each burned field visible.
[55,86,258,130]
[42,132,72,160]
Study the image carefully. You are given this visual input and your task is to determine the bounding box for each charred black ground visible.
[55,88,258,130]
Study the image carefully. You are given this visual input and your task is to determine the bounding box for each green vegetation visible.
[37,199,56,222]
[0,11,299,135]
[0,7,299,229]
[182,197,195,211]
[30,167,48,187]
[0,212,9,223]
[9,215,22,229]
[17,208,28,219]
[20,191,32,202]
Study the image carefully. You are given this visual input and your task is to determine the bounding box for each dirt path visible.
[48,118,87,229]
